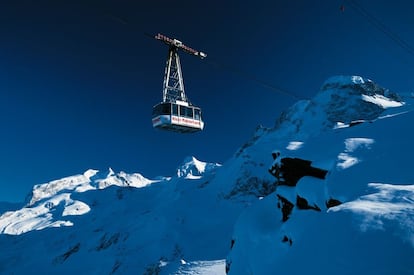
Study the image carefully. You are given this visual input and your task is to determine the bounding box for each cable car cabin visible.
[152,101,204,133]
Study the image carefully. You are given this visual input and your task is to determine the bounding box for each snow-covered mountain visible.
[0,75,413,274]
[0,157,235,274]
[176,156,221,179]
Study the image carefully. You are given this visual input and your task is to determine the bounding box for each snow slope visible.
[0,169,159,235]
[0,75,413,274]
[0,157,235,274]
[225,76,414,274]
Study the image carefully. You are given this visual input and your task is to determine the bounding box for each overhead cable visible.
[345,0,414,56]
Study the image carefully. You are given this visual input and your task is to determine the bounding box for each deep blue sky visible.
[1,0,413,202]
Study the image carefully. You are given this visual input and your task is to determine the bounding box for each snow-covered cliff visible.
[225,76,414,274]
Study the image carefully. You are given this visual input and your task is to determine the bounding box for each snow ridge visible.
[1,168,158,235]
[275,75,403,135]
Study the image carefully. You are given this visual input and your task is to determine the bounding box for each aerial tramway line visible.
[151,33,207,133]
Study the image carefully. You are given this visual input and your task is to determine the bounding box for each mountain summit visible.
[0,76,413,274]
[176,156,221,179]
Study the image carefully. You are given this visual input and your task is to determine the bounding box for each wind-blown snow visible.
[337,138,375,169]
[337,153,359,169]
[330,183,414,241]
[174,260,226,274]
[344,137,375,152]
[286,141,304,150]
[0,75,413,274]
[362,94,404,108]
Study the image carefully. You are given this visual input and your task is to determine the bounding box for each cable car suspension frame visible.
[152,33,207,133]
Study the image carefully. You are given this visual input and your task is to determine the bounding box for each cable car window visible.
[161,104,171,115]
[179,105,186,117]
[194,109,200,120]
[186,107,193,118]
[172,104,178,115]
[153,103,171,116]
[152,104,161,116]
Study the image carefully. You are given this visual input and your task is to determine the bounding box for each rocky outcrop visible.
[277,157,327,187]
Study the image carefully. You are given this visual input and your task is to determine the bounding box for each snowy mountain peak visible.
[273,75,404,137]
[319,75,403,103]
[3,168,159,235]
[176,156,221,179]
[321,75,366,87]
[107,167,115,177]
[83,169,99,179]
[94,168,155,189]
[317,75,403,123]
[232,75,409,202]
[25,168,156,206]
[27,170,98,206]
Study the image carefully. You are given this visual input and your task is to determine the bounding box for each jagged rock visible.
[278,158,328,187]
[96,233,120,251]
[326,198,342,209]
[110,260,122,274]
[225,260,232,274]
[296,195,321,211]
[226,176,276,199]
[282,235,293,246]
[53,243,80,264]
[277,194,294,222]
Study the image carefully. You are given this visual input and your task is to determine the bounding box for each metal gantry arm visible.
[155,33,207,59]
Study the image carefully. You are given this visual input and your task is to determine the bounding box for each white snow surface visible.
[177,156,221,179]
[362,93,405,108]
[286,141,304,151]
[0,168,158,235]
[0,75,413,274]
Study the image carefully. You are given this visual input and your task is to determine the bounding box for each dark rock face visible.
[319,78,400,125]
[273,77,400,135]
[230,239,235,249]
[275,158,328,187]
[282,235,293,246]
[225,260,232,274]
[277,195,294,222]
[296,195,321,212]
[326,198,342,209]
[226,175,276,199]
[96,233,120,251]
[270,156,328,223]
[53,243,81,264]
